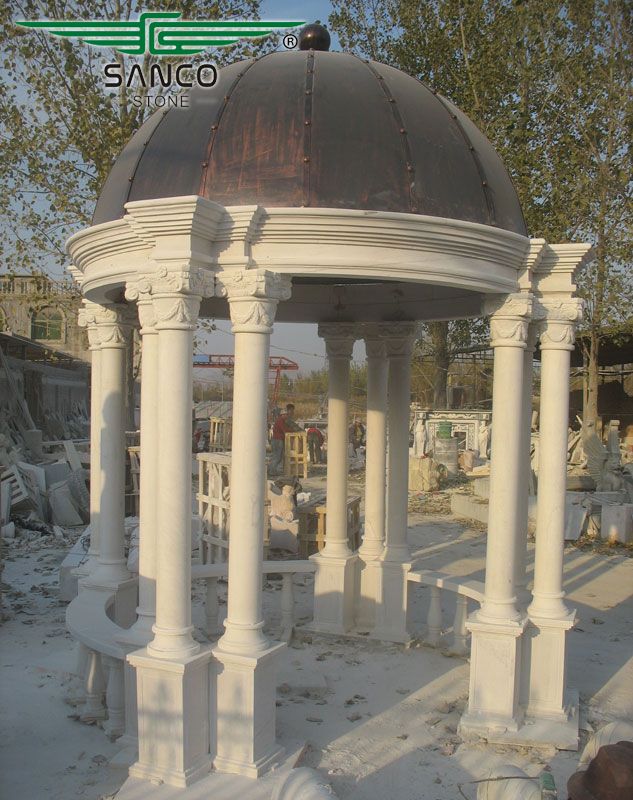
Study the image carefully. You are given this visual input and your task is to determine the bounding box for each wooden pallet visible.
[296,494,361,559]
[284,431,308,479]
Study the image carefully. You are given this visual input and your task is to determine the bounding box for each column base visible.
[310,552,358,635]
[370,560,411,644]
[521,610,576,721]
[212,641,286,778]
[459,612,527,738]
[127,646,213,788]
[354,554,381,631]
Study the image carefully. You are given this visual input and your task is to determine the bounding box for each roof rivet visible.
[469,145,475,151]
[211,124,218,131]
[406,165,414,172]
[411,206,418,212]
[128,177,133,182]
[400,128,407,134]
[304,120,311,126]
[388,98,396,103]
[303,156,310,163]
[305,89,312,95]
[452,114,457,119]
[224,96,230,102]
[202,161,208,167]
[482,180,488,187]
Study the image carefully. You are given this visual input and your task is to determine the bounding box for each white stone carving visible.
[317,322,358,359]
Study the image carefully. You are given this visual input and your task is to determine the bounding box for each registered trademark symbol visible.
[283,33,298,49]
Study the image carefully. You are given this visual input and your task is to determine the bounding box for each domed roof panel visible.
[92,49,527,237]
[372,62,489,224]
[309,51,411,212]
[129,59,251,206]
[441,96,526,235]
[93,109,164,225]
[201,51,305,206]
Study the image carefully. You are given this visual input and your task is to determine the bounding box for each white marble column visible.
[522,299,582,727]
[212,270,292,778]
[83,304,134,600]
[461,293,532,737]
[515,325,538,607]
[372,322,417,642]
[355,327,388,630]
[125,283,159,640]
[76,301,102,575]
[311,323,358,635]
[128,267,214,788]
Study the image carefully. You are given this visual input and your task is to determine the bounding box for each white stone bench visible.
[407,568,484,655]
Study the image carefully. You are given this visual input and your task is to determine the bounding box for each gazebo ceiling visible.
[94,48,527,237]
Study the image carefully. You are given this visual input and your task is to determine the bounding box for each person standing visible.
[306,424,325,464]
[271,403,300,474]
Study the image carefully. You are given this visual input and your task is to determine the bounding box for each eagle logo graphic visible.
[16,13,302,56]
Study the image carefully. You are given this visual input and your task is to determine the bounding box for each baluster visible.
[80,649,106,722]
[205,576,221,637]
[451,594,469,656]
[102,656,125,738]
[426,586,443,646]
[280,573,295,642]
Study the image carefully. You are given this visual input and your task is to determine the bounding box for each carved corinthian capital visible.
[363,324,387,360]
[126,266,214,332]
[318,323,358,359]
[533,297,583,351]
[125,276,156,333]
[484,293,533,348]
[216,269,292,334]
[78,302,134,349]
[378,321,418,358]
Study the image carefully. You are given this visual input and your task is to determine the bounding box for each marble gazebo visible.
[66,25,592,796]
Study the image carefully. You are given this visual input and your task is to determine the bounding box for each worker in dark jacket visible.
[306,425,325,464]
[271,403,300,474]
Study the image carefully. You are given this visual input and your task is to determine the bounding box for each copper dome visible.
[94,50,527,235]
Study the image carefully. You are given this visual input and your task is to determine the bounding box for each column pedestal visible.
[128,647,213,788]
[212,642,285,777]
[459,615,527,735]
[371,560,411,643]
[311,553,359,635]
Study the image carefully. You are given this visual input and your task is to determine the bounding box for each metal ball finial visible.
[298,22,331,51]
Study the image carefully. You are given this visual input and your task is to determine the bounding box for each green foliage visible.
[0,0,273,273]
[329,0,633,402]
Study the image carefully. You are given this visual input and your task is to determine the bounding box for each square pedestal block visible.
[371,560,411,644]
[460,613,527,736]
[212,642,285,778]
[311,552,358,634]
[128,646,213,788]
[355,556,381,631]
[521,612,576,721]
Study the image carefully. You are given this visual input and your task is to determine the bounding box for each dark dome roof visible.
[94,51,527,235]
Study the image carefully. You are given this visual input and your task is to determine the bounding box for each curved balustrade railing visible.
[407,568,484,655]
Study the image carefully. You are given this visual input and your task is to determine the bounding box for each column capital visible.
[363,326,387,360]
[125,275,159,333]
[216,269,292,334]
[379,321,418,358]
[78,300,104,350]
[485,292,533,349]
[78,301,134,349]
[533,297,583,351]
[318,322,358,359]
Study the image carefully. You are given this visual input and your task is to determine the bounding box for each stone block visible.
[601,504,633,544]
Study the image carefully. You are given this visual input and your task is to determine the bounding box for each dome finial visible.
[298,22,331,51]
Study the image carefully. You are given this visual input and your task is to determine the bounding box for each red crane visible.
[193,354,299,408]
